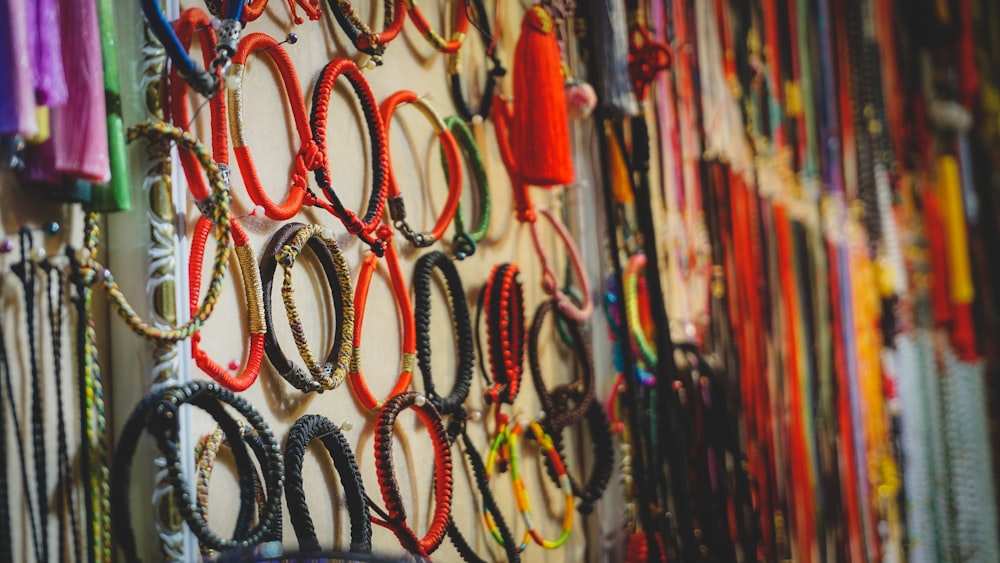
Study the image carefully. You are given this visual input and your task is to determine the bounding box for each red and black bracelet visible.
[370,391,453,557]
[477,263,526,407]
[326,0,406,63]
[447,0,505,122]
[310,58,390,249]
[406,0,469,53]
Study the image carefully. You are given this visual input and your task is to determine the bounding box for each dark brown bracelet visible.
[528,299,595,432]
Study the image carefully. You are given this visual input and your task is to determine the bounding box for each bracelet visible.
[284,414,372,554]
[545,398,614,515]
[623,253,657,367]
[111,382,283,558]
[310,58,390,244]
[527,299,595,431]
[80,122,232,343]
[348,226,415,411]
[529,205,594,322]
[443,115,490,259]
[211,0,322,24]
[189,216,266,391]
[194,424,272,557]
[406,0,469,53]
[139,0,243,98]
[443,411,521,563]
[229,33,335,221]
[326,0,406,63]
[478,263,526,407]
[413,250,474,416]
[260,223,355,393]
[447,0,505,122]
[381,90,463,248]
[168,7,230,192]
[371,391,453,557]
[485,420,574,549]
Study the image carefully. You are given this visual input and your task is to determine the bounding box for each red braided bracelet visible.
[371,391,453,557]
[168,8,229,202]
[188,217,266,391]
[228,33,334,220]
[311,58,390,245]
[380,90,463,248]
[348,225,415,411]
[481,262,526,407]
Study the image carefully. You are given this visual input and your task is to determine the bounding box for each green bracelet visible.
[442,116,490,259]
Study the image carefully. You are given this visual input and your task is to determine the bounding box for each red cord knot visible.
[375,223,394,243]
[299,140,323,172]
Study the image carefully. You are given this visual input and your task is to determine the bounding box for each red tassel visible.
[512,5,574,186]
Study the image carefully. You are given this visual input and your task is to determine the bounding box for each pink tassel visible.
[52,0,109,182]
[0,0,39,137]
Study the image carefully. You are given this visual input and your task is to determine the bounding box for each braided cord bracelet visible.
[528,299,595,431]
[111,382,283,559]
[212,0,322,24]
[448,0,505,122]
[311,58,390,245]
[194,424,271,557]
[545,398,614,515]
[260,223,355,393]
[413,250,474,416]
[479,263,526,407]
[229,33,334,221]
[326,0,406,63]
[189,216,267,391]
[371,392,453,557]
[623,253,657,367]
[485,420,575,549]
[443,411,522,563]
[529,205,594,322]
[284,414,372,554]
[381,90,464,248]
[80,122,232,343]
[442,115,490,259]
[406,0,469,53]
[348,226,415,411]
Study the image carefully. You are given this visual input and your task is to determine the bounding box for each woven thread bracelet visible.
[139,0,243,98]
[327,0,406,63]
[168,7,230,193]
[527,299,595,431]
[380,90,463,248]
[413,250,474,416]
[484,420,575,550]
[194,424,271,557]
[442,115,490,259]
[623,253,657,367]
[348,225,415,411]
[210,0,322,24]
[406,0,469,53]
[311,58,390,247]
[283,414,372,554]
[111,382,283,559]
[529,205,594,322]
[545,398,614,515]
[260,223,355,393]
[479,263,526,407]
[80,122,232,343]
[448,0,505,122]
[371,391,453,557]
[443,411,522,563]
[229,33,335,221]
[189,216,266,391]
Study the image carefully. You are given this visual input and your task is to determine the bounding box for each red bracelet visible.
[219,0,321,24]
[406,0,469,53]
[371,391,453,557]
[480,262,525,407]
[228,33,334,220]
[380,90,463,248]
[348,225,415,411]
[168,8,229,203]
[188,217,266,391]
[311,58,390,245]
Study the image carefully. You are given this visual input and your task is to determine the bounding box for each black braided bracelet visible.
[444,412,521,563]
[111,382,283,560]
[448,0,505,122]
[284,414,372,554]
[413,251,474,416]
[545,397,615,515]
[528,299,595,431]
